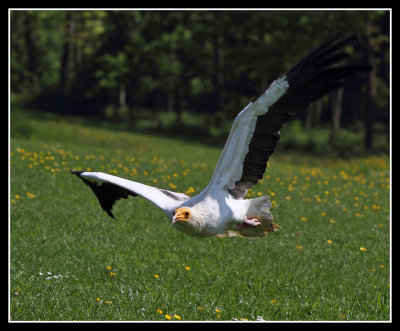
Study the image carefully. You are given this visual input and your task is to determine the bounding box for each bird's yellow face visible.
[172,207,192,224]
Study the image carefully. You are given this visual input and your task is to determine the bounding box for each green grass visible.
[10,112,391,321]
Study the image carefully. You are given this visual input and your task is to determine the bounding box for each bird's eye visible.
[185,211,189,217]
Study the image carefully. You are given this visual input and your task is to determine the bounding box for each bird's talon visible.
[242,218,261,227]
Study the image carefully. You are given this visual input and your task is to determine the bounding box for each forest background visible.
[10,9,390,156]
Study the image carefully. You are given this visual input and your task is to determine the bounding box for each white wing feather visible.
[205,76,289,193]
[77,171,189,216]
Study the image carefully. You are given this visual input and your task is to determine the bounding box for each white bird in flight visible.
[72,34,371,238]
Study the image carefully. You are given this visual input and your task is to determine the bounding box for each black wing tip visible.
[106,209,115,219]
[70,169,84,176]
[71,170,130,219]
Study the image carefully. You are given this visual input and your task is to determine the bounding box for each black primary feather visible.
[71,170,137,218]
[228,33,372,199]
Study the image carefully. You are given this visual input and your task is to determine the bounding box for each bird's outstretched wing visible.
[206,33,372,199]
[71,171,190,218]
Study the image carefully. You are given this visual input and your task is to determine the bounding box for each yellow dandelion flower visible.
[380,265,384,268]
[296,245,303,250]
[96,297,101,302]
[326,240,333,244]
[15,195,20,199]
[184,186,196,195]
[168,183,177,189]
[321,212,326,216]
[215,308,221,313]
[300,217,307,222]
[154,274,159,279]
[184,266,191,271]
[165,314,172,320]
[198,307,203,311]
[360,247,367,252]
[26,192,35,198]
[329,219,336,224]
[110,272,116,276]
[217,314,221,319]
[270,299,276,303]
[157,309,163,314]
[174,314,181,320]
[106,266,112,270]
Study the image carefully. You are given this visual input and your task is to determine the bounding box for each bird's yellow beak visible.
[172,207,191,224]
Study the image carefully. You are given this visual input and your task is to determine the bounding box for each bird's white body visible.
[78,170,275,238]
[175,193,274,238]
[72,34,370,239]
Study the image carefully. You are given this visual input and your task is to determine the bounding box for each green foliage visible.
[96,52,129,88]
[10,10,389,109]
[331,130,365,157]
[280,119,309,150]
[10,107,34,139]
[278,119,388,157]
[307,130,332,155]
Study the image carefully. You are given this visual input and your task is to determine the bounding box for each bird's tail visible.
[216,196,279,238]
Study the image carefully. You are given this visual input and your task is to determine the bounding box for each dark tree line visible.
[10,10,390,149]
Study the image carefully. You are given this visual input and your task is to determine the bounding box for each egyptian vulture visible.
[72,34,371,238]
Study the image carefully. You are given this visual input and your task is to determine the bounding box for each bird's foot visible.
[236,218,261,229]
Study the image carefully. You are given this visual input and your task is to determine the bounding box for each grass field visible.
[9,112,391,321]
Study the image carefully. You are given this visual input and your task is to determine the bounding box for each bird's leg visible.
[236,217,261,228]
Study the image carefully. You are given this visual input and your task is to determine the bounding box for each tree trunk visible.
[24,12,38,87]
[59,11,75,96]
[314,99,324,128]
[330,87,344,145]
[212,11,224,128]
[364,26,376,150]
[304,103,314,131]
[119,83,127,110]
